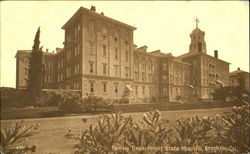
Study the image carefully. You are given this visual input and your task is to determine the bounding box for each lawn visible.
[1,107,233,154]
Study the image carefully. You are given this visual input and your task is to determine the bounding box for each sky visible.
[0,1,249,88]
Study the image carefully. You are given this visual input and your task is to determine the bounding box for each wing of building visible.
[230,67,249,91]
[15,6,231,103]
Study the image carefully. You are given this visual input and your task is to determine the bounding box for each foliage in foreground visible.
[0,121,38,154]
[66,105,250,154]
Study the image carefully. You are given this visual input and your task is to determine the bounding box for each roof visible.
[15,49,57,58]
[177,52,196,59]
[177,52,230,64]
[125,84,134,91]
[15,50,32,58]
[62,7,136,30]
[191,27,204,34]
[230,68,248,75]
[134,46,172,58]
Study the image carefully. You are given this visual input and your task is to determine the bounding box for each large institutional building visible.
[16,6,231,102]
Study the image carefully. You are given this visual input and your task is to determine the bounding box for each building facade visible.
[230,68,249,91]
[15,6,231,102]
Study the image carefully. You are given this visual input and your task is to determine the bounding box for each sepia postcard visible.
[0,1,249,154]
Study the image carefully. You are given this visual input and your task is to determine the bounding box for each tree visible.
[27,27,43,105]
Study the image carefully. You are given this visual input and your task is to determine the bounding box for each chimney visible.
[90,6,96,12]
[214,50,218,58]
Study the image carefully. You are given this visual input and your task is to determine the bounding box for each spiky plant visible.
[0,121,38,154]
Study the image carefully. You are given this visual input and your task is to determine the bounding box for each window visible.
[75,27,77,37]
[90,83,94,92]
[74,64,80,75]
[115,84,118,93]
[135,71,138,81]
[125,67,129,78]
[69,67,71,77]
[89,41,94,54]
[89,62,94,73]
[135,85,138,95]
[61,60,63,68]
[125,50,129,62]
[102,26,107,38]
[148,74,151,82]
[24,68,28,76]
[77,24,81,35]
[163,63,167,71]
[44,75,47,83]
[163,75,167,83]
[60,73,63,81]
[198,42,202,52]
[103,83,107,92]
[114,65,118,77]
[142,72,145,82]
[103,45,107,57]
[114,36,118,41]
[67,50,71,60]
[115,47,118,60]
[142,86,145,95]
[103,63,107,75]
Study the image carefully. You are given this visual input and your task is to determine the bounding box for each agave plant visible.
[0,121,38,154]
[67,112,132,154]
[126,110,170,154]
[221,105,250,153]
[171,116,216,147]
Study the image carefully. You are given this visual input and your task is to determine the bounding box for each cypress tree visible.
[27,27,43,105]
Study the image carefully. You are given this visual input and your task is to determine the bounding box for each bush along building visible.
[15,6,231,103]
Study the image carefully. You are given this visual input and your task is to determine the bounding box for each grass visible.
[1,107,233,154]
[1,101,239,120]
[0,106,62,120]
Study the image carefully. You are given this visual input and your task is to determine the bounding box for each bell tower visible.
[189,17,207,54]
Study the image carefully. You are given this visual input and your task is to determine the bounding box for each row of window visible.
[66,24,81,43]
[89,82,118,94]
[88,62,129,78]
[65,82,80,90]
[67,44,81,60]
[134,72,155,83]
[58,59,63,69]
[44,74,52,83]
[66,64,80,77]
[44,61,52,70]
[89,43,129,61]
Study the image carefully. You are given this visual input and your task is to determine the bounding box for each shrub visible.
[66,110,171,154]
[66,106,250,153]
[126,110,170,150]
[58,91,83,114]
[170,116,226,147]
[82,96,110,112]
[221,105,250,153]
[118,98,129,104]
[0,88,28,108]
[66,112,132,153]
[0,121,38,154]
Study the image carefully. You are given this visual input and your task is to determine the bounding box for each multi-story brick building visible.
[15,49,59,90]
[15,6,231,102]
[230,68,249,91]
